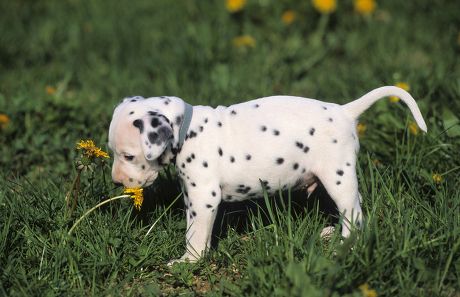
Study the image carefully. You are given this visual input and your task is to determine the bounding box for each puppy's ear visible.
[133,112,173,161]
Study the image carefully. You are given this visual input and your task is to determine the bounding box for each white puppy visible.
[108,87,427,263]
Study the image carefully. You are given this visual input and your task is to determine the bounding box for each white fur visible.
[108,86,427,264]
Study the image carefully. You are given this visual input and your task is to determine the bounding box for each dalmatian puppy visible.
[108,86,427,264]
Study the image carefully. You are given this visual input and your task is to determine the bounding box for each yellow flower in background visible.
[282,10,297,25]
[432,173,443,184]
[232,35,256,48]
[359,283,378,297]
[354,0,376,15]
[0,113,10,129]
[390,82,410,103]
[226,0,246,13]
[312,0,337,14]
[408,121,419,136]
[357,122,367,137]
[46,86,56,95]
[372,159,381,166]
[76,139,110,159]
[124,187,144,210]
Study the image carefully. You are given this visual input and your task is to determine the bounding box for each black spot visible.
[309,128,315,136]
[273,129,280,136]
[151,117,161,128]
[199,126,204,132]
[133,119,144,133]
[218,147,223,156]
[189,202,192,207]
[203,161,208,168]
[238,184,245,188]
[191,182,196,187]
[181,163,185,168]
[328,118,333,122]
[336,181,341,185]
[129,111,134,115]
[293,163,299,170]
[302,168,306,173]
[230,156,235,163]
[276,158,284,164]
[212,191,216,197]
[296,141,304,149]
[226,195,233,201]
[322,106,327,110]
[337,170,344,176]
[188,130,197,138]
[148,111,157,116]
[246,154,251,160]
[141,165,146,170]
[333,139,338,143]
[146,154,152,159]
[261,125,267,132]
[129,178,133,182]
[130,99,137,102]
[148,132,159,143]
[236,186,251,194]
[164,101,169,105]
[346,162,351,166]
[303,146,310,153]
[186,157,192,163]
[191,153,195,159]
[175,116,182,125]
[230,110,237,115]
[254,104,259,108]
[204,118,208,123]
[206,204,212,208]
[217,122,222,127]
[192,211,197,217]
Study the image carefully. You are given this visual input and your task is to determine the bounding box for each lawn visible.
[1,0,459,296]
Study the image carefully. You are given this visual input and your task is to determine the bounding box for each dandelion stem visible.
[65,168,82,218]
[68,195,131,235]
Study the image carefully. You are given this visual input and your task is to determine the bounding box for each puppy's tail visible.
[342,86,427,132]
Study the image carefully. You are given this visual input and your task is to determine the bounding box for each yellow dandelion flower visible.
[432,173,443,184]
[354,0,376,15]
[0,113,10,129]
[226,0,246,13]
[232,35,256,48]
[312,0,337,14]
[408,121,419,136]
[359,283,378,297]
[282,10,297,25]
[124,187,144,210]
[46,86,56,95]
[76,139,110,159]
[390,82,410,103]
[357,122,367,137]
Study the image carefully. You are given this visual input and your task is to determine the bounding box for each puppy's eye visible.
[124,155,135,161]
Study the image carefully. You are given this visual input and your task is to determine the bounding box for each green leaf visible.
[442,108,460,137]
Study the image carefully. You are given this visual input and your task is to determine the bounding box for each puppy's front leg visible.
[168,186,220,265]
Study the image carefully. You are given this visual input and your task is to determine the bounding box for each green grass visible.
[1,0,459,296]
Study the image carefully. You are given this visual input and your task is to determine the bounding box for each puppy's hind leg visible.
[315,164,362,238]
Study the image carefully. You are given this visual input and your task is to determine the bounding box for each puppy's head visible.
[108,97,174,188]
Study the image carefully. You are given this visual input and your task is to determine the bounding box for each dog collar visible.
[178,102,193,147]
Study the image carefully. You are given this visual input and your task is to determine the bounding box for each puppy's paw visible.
[320,226,336,239]
[167,253,199,266]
